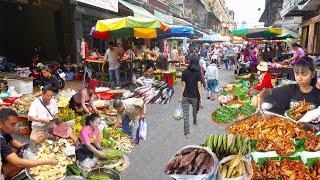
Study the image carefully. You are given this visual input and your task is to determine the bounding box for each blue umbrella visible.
[158,25,194,38]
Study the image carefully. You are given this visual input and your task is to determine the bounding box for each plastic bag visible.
[134,119,147,142]
[173,103,183,120]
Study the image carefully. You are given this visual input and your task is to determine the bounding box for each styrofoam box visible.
[7,79,33,94]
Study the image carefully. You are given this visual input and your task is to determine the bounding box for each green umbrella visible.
[232,27,283,39]
[272,27,300,40]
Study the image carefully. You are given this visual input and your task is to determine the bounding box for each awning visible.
[119,0,155,18]
[172,16,192,26]
[154,10,173,24]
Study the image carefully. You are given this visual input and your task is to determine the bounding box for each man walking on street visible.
[104,42,121,88]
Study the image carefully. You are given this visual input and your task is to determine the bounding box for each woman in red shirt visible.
[250,61,273,95]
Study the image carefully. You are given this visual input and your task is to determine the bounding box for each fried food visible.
[280,160,311,180]
[251,162,263,180]
[262,160,281,179]
[227,114,315,140]
[309,160,320,179]
[304,136,320,151]
[252,160,312,180]
[255,139,275,152]
[256,139,295,156]
[289,101,312,121]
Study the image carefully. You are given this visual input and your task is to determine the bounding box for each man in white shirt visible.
[104,42,121,88]
[28,85,58,144]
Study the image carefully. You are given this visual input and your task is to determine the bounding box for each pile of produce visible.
[203,134,249,159]
[72,116,85,136]
[96,148,124,168]
[57,108,76,122]
[238,102,256,117]
[56,89,76,108]
[227,114,315,140]
[12,95,35,114]
[67,164,86,177]
[29,139,76,180]
[286,101,312,121]
[217,93,234,104]
[252,159,312,179]
[217,154,252,179]
[212,106,237,124]
[164,147,215,176]
[101,127,134,152]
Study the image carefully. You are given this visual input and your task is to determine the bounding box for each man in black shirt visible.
[0,108,57,178]
[40,65,59,93]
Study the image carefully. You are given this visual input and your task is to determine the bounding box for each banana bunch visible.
[203,134,249,159]
[58,108,76,122]
[218,154,251,179]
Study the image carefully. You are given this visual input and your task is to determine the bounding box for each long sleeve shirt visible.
[253,72,273,90]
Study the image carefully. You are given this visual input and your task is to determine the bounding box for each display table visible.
[268,67,295,80]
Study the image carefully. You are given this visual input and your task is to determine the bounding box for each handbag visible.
[39,99,71,138]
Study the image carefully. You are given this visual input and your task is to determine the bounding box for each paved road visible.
[121,69,234,180]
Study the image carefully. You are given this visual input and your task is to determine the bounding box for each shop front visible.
[72,0,120,63]
[0,0,71,66]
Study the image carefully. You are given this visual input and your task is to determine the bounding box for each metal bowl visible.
[63,176,86,180]
[87,167,120,180]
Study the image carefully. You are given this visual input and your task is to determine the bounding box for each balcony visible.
[298,0,320,11]
[280,0,313,17]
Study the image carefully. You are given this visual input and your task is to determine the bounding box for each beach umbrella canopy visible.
[272,27,300,40]
[158,25,194,38]
[232,27,283,39]
[91,16,169,39]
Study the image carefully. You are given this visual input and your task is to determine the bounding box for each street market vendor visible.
[69,80,98,115]
[249,61,273,95]
[40,65,60,93]
[1,108,58,179]
[284,43,305,64]
[254,57,320,116]
[28,85,59,144]
[113,98,145,137]
[76,113,107,162]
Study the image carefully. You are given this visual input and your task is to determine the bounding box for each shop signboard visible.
[169,2,183,17]
[154,10,173,24]
[76,0,118,12]
[148,0,169,13]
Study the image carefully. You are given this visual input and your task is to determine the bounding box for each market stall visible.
[164,71,320,179]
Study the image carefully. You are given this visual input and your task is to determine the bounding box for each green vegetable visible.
[105,148,124,160]
[238,103,256,116]
[212,106,237,123]
[67,164,86,176]
[88,175,110,180]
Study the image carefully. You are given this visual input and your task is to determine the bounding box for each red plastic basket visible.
[96,92,113,100]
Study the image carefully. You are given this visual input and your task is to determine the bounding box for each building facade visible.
[280,0,320,54]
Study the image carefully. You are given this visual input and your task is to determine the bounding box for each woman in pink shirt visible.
[76,113,107,162]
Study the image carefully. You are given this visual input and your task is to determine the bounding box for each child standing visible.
[205,60,219,100]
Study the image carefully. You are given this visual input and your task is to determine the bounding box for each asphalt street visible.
[121,69,234,180]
